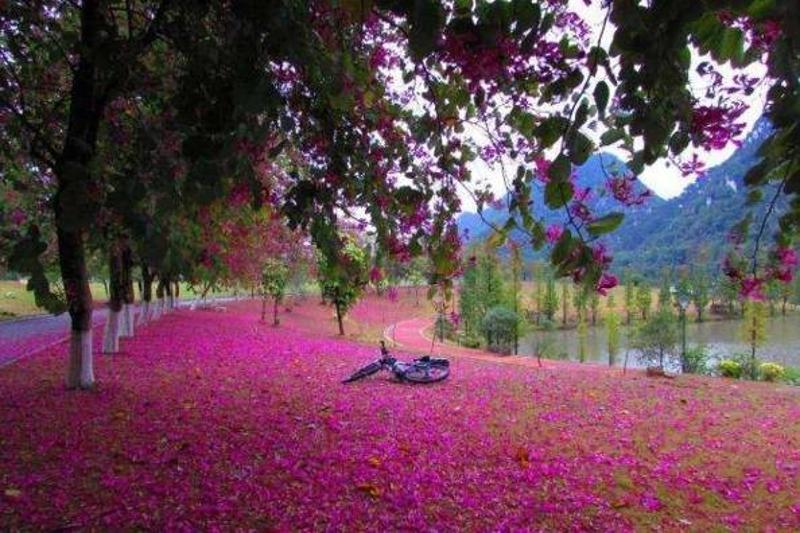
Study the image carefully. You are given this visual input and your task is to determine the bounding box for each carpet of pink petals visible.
[2,299,800,530]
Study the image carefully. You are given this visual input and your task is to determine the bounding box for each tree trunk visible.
[138,262,153,325]
[155,278,165,318]
[782,296,787,316]
[102,246,124,354]
[261,296,267,321]
[164,278,173,311]
[173,281,180,308]
[55,0,109,389]
[273,297,279,326]
[119,244,135,338]
[335,301,345,335]
[59,227,95,389]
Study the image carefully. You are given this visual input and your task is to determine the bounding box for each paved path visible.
[0,311,108,368]
[389,316,614,372]
[0,297,246,368]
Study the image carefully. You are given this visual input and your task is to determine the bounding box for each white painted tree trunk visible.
[138,301,150,326]
[66,330,94,389]
[120,304,134,338]
[156,297,165,317]
[102,309,121,353]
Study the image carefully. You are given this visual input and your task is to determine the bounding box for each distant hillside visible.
[457,117,778,278]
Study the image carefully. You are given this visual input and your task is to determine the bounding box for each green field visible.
[0,280,242,321]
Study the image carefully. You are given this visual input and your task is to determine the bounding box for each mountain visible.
[457,117,776,278]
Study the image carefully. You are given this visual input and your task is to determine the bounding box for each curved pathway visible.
[389,316,615,372]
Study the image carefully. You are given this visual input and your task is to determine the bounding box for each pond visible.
[519,314,800,368]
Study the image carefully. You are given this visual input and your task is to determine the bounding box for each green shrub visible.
[718,359,742,379]
[783,366,800,386]
[481,306,520,355]
[459,334,481,349]
[759,362,785,382]
[682,345,710,375]
[732,352,760,380]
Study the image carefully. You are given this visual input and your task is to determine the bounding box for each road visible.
[0,297,245,367]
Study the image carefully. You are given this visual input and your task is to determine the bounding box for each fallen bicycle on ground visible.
[342,341,450,384]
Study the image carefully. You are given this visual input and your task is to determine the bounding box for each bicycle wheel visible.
[401,362,450,384]
[342,360,382,383]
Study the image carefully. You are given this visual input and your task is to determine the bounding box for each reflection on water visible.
[519,314,800,368]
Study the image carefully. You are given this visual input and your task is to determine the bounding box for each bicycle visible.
[342,341,450,384]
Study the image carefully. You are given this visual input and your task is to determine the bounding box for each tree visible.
[636,283,652,321]
[508,242,524,354]
[531,261,544,325]
[476,249,505,314]
[764,279,780,317]
[780,279,792,316]
[740,300,767,379]
[606,295,621,367]
[632,307,678,371]
[262,259,289,326]
[542,273,559,323]
[657,270,672,311]
[588,291,599,326]
[4,0,800,390]
[561,282,570,327]
[481,306,519,355]
[624,274,636,325]
[317,235,369,336]
[458,256,481,343]
[689,267,711,322]
[715,272,741,316]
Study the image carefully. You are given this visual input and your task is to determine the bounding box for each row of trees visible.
[2,1,798,388]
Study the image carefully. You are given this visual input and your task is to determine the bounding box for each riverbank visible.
[2,297,799,529]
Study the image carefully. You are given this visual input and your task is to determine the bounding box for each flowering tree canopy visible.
[1,1,798,385]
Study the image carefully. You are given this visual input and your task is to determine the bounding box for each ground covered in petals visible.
[2,299,800,530]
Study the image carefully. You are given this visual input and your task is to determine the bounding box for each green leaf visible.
[668,131,690,155]
[593,82,609,118]
[545,179,574,209]
[408,0,444,60]
[600,129,625,146]
[586,212,624,237]
[747,0,776,18]
[534,116,569,147]
[719,28,745,63]
[509,108,537,137]
[548,154,571,182]
[551,229,574,266]
[568,132,594,165]
[746,188,763,206]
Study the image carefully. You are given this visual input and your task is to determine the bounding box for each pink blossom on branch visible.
[545,224,564,244]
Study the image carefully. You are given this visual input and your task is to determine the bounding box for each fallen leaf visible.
[356,483,382,498]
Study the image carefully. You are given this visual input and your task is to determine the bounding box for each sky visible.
[460,0,769,211]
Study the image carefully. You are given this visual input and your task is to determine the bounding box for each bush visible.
[783,366,800,386]
[759,362,785,382]
[459,334,481,349]
[732,352,760,380]
[718,359,742,379]
[481,306,520,355]
[682,345,710,375]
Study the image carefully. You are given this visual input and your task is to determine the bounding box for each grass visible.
[0,280,243,321]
